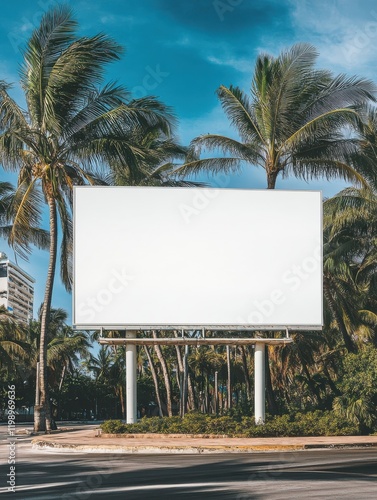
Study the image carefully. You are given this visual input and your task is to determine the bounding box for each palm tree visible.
[110,126,205,187]
[86,347,114,382]
[29,306,90,425]
[43,308,90,390]
[0,309,32,375]
[323,186,377,351]
[174,44,376,415]
[349,105,377,189]
[176,43,375,189]
[0,6,174,431]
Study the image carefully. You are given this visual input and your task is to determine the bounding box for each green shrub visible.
[180,412,209,433]
[100,410,360,436]
[206,416,238,435]
[293,411,359,436]
[100,420,128,434]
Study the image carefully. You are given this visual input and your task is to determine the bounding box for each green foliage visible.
[176,43,376,189]
[223,400,254,421]
[333,345,377,433]
[206,416,238,435]
[100,420,128,434]
[242,412,358,437]
[100,410,360,436]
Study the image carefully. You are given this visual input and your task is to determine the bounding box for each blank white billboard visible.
[73,187,322,330]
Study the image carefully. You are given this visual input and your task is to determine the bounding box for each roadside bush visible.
[100,410,360,436]
[100,420,128,434]
[293,411,358,436]
[241,412,359,437]
[179,412,209,433]
[206,416,238,435]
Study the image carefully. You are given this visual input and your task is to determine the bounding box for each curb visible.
[31,438,377,454]
[31,440,305,454]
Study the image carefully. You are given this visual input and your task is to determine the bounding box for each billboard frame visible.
[72,186,323,331]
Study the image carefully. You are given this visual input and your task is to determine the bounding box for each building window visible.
[0,264,7,278]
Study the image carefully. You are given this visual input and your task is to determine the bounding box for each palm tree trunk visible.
[323,277,356,353]
[239,346,252,400]
[214,370,218,414]
[174,344,183,399]
[144,346,163,417]
[182,345,189,415]
[301,362,322,407]
[34,196,57,433]
[267,170,278,189]
[265,347,278,414]
[226,345,232,409]
[172,332,193,412]
[119,385,126,420]
[323,365,340,396]
[151,331,173,416]
[187,372,195,411]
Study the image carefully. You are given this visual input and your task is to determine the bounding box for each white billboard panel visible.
[73,187,322,330]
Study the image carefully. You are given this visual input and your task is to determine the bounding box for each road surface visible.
[1,432,376,499]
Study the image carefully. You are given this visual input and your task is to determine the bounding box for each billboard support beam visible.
[254,342,266,425]
[99,337,293,346]
[126,330,137,424]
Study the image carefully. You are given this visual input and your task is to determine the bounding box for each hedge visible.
[100,410,360,436]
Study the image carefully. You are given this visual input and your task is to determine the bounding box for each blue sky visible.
[1,0,377,323]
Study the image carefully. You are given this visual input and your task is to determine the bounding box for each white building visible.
[0,252,34,323]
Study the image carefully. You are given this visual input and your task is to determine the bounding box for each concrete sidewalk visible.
[31,427,377,454]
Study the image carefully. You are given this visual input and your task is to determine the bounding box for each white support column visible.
[126,330,137,424]
[254,342,266,425]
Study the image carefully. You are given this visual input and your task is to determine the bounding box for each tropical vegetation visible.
[0,5,175,431]
[0,6,376,435]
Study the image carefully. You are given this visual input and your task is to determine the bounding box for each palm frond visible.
[173,157,242,178]
[217,85,264,144]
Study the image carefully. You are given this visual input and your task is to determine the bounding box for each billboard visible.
[73,187,322,330]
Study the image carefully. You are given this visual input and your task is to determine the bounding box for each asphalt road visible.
[1,431,377,500]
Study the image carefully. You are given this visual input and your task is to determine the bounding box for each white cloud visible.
[287,0,377,77]
[207,55,254,73]
[169,34,255,77]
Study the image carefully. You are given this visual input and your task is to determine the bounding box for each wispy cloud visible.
[207,55,254,74]
[288,0,377,77]
[99,14,142,26]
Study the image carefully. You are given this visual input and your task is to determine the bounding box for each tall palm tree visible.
[176,43,375,188]
[174,44,376,415]
[0,6,174,432]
